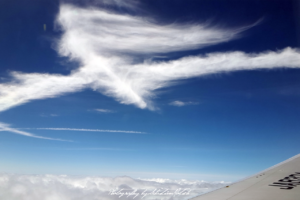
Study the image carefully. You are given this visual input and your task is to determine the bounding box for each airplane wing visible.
[190,154,300,200]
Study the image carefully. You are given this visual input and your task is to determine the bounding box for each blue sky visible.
[0,0,300,182]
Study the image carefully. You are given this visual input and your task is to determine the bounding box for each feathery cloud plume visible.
[0,3,299,114]
[57,4,247,56]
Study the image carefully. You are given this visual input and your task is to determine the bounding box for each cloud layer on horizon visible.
[0,174,228,200]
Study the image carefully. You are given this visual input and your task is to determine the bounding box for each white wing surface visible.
[191,154,300,200]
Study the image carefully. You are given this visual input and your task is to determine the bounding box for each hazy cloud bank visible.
[0,174,228,200]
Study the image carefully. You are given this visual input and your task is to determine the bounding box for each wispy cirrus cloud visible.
[0,2,299,140]
[169,101,199,107]
[0,4,298,112]
[57,4,249,56]
[94,0,140,10]
[63,147,132,151]
[95,108,115,113]
[40,113,59,117]
[0,123,72,142]
[1,47,299,113]
[23,128,146,134]
[0,4,261,113]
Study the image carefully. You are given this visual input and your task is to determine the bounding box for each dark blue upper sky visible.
[0,0,299,181]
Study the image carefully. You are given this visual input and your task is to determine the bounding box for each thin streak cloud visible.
[95,108,115,113]
[63,148,132,151]
[57,4,248,55]
[169,101,199,107]
[0,123,72,142]
[24,128,146,134]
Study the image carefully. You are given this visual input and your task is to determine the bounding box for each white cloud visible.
[23,128,146,134]
[57,4,247,56]
[63,147,132,151]
[97,0,140,10]
[0,3,300,139]
[0,4,298,114]
[0,3,299,141]
[0,174,228,200]
[1,47,299,113]
[40,113,59,117]
[0,4,256,113]
[95,109,115,113]
[0,123,72,142]
[169,101,199,107]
